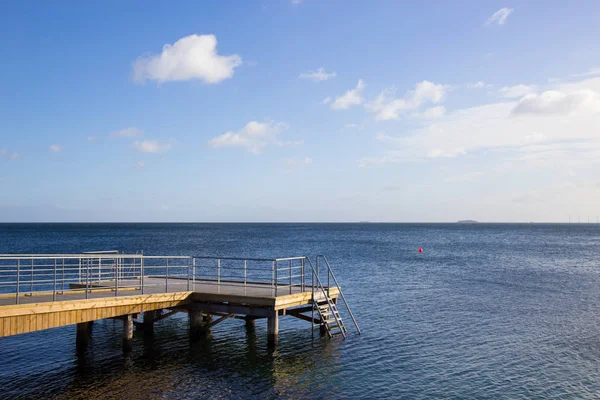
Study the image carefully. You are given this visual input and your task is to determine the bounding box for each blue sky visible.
[1,1,600,222]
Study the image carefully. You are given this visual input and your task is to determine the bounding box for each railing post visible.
[244,260,247,288]
[62,259,65,292]
[115,256,119,297]
[192,258,196,285]
[217,259,221,286]
[165,258,169,293]
[141,256,145,294]
[53,259,57,301]
[99,257,102,283]
[300,257,306,292]
[289,259,292,294]
[274,260,278,297]
[30,258,33,294]
[85,258,89,299]
[16,259,20,304]
[187,257,191,291]
[78,258,82,283]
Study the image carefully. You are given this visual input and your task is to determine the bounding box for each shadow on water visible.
[2,316,345,400]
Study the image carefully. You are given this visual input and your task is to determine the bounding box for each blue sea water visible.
[1,223,600,399]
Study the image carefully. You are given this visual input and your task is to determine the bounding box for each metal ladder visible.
[306,256,360,339]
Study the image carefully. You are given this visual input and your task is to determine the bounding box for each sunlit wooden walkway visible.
[0,254,357,352]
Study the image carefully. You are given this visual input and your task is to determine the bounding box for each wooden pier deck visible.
[0,254,357,351]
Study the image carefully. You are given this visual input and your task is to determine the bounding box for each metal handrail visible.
[316,255,361,334]
[304,257,347,338]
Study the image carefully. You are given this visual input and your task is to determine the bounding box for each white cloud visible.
[485,8,514,26]
[111,127,144,138]
[322,97,332,104]
[49,144,62,153]
[0,149,21,160]
[419,106,447,119]
[499,84,536,98]
[512,89,600,116]
[133,34,242,84]
[359,77,600,167]
[87,136,97,142]
[467,81,486,89]
[299,67,336,82]
[132,140,172,153]
[135,161,145,168]
[282,156,313,173]
[366,80,447,121]
[344,123,359,128]
[208,120,288,154]
[330,79,366,110]
[572,67,600,78]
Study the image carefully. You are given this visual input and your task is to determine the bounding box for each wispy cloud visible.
[572,67,600,78]
[133,34,242,84]
[132,140,172,153]
[359,77,600,167]
[485,8,514,26]
[330,79,365,110]
[282,156,313,173]
[110,127,144,138]
[366,80,447,121]
[208,120,289,154]
[299,67,336,82]
[49,144,62,153]
[499,84,537,98]
[87,136,97,143]
[0,148,21,161]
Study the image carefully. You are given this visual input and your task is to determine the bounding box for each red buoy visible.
[418,247,423,253]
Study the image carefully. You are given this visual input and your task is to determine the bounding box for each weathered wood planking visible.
[0,292,192,337]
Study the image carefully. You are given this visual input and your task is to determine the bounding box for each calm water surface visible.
[1,223,600,399]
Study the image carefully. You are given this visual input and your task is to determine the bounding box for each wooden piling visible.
[76,321,93,353]
[267,312,279,347]
[143,310,156,333]
[123,314,133,353]
[189,310,203,340]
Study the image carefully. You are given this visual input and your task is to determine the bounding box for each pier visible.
[0,253,359,352]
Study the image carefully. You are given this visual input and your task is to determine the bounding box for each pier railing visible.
[0,254,315,304]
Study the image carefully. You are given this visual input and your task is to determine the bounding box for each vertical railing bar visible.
[61,259,65,292]
[165,258,169,293]
[98,257,102,284]
[141,256,145,294]
[217,259,221,286]
[53,259,57,301]
[244,260,247,288]
[187,257,191,291]
[289,259,292,294]
[115,256,119,297]
[85,257,89,299]
[30,258,33,294]
[274,260,278,297]
[193,258,196,286]
[16,259,20,304]
[78,258,82,283]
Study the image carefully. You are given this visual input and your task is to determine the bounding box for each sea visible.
[1,223,600,399]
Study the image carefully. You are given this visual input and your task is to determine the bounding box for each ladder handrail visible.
[316,255,361,335]
[304,256,346,338]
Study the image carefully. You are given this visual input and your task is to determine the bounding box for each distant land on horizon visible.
[456,220,479,224]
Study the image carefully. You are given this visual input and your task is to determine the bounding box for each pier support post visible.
[267,311,279,348]
[76,321,93,353]
[189,310,203,340]
[245,317,256,330]
[123,314,133,353]
[143,310,156,334]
